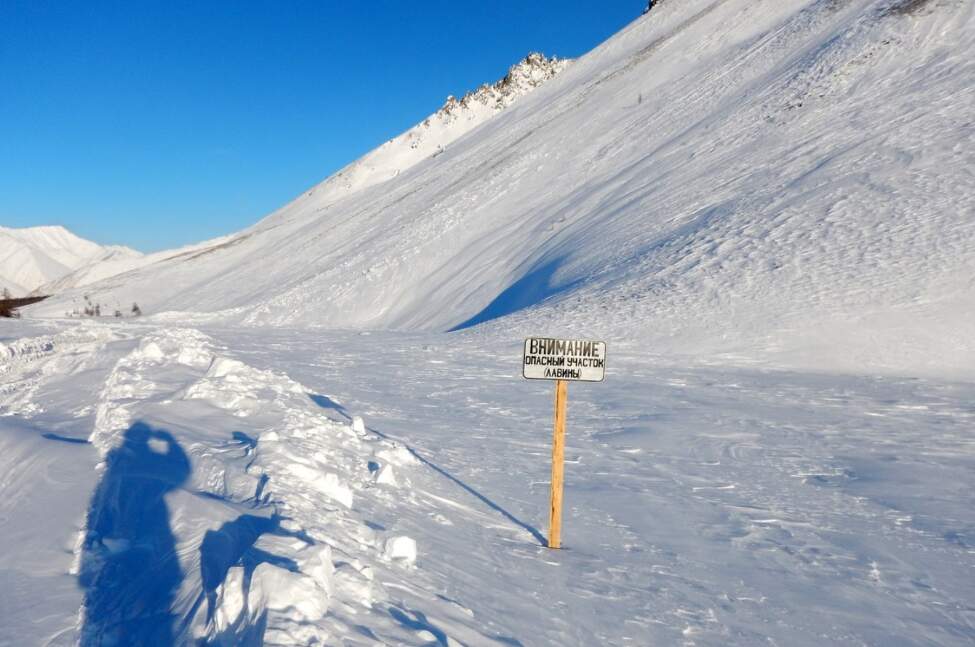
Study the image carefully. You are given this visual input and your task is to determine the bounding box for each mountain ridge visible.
[26,53,570,299]
[0,225,142,297]
[27,0,975,378]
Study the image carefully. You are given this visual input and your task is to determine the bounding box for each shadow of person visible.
[78,422,190,646]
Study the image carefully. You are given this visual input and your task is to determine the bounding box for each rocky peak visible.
[436,53,571,122]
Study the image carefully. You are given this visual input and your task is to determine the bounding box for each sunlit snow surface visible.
[1,319,974,645]
[4,0,975,644]
[0,226,141,297]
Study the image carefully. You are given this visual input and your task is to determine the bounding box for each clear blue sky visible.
[0,1,641,252]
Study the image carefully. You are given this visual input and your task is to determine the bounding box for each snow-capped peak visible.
[437,52,571,120]
[0,225,101,267]
[0,225,142,297]
[260,53,571,224]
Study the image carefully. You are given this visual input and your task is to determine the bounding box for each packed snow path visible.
[2,319,974,645]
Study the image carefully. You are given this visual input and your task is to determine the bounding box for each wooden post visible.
[549,379,568,549]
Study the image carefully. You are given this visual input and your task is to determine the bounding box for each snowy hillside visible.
[29,0,975,379]
[310,52,571,208]
[38,233,237,297]
[4,2,975,645]
[0,225,141,297]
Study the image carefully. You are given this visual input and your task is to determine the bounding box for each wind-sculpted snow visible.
[1,319,975,644]
[5,5,975,640]
[210,326,975,645]
[0,322,529,644]
[0,323,120,417]
[73,327,374,643]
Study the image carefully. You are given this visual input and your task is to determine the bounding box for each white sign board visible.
[523,337,606,382]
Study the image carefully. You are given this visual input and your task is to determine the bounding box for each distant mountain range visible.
[0,226,141,297]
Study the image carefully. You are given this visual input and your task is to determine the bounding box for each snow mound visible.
[38,324,457,643]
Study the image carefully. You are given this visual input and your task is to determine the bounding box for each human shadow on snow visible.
[78,422,190,646]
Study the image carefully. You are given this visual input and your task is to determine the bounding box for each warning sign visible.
[523,337,606,382]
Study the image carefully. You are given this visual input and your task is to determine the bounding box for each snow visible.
[27,0,975,380]
[39,233,240,296]
[2,0,975,644]
[2,225,104,269]
[0,225,142,297]
[2,319,974,645]
[307,52,571,209]
[384,536,418,565]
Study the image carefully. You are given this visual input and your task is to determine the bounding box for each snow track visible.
[0,323,121,418]
[76,325,383,644]
[2,320,975,644]
[0,322,524,645]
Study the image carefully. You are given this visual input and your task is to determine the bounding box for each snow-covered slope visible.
[4,318,975,645]
[0,225,142,296]
[27,51,570,307]
[5,4,975,643]
[310,52,571,208]
[3,225,104,269]
[38,233,236,296]
[32,0,975,380]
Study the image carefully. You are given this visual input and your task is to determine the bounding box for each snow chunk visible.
[213,566,247,632]
[287,463,354,508]
[384,536,417,565]
[351,415,366,434]
[206,356,247,378]
[137,340,165,361]
[375,463,398,487]
[177,345,212,368]
[248,562,329,622]
[376,445,419,467]
[299,545,334,594]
